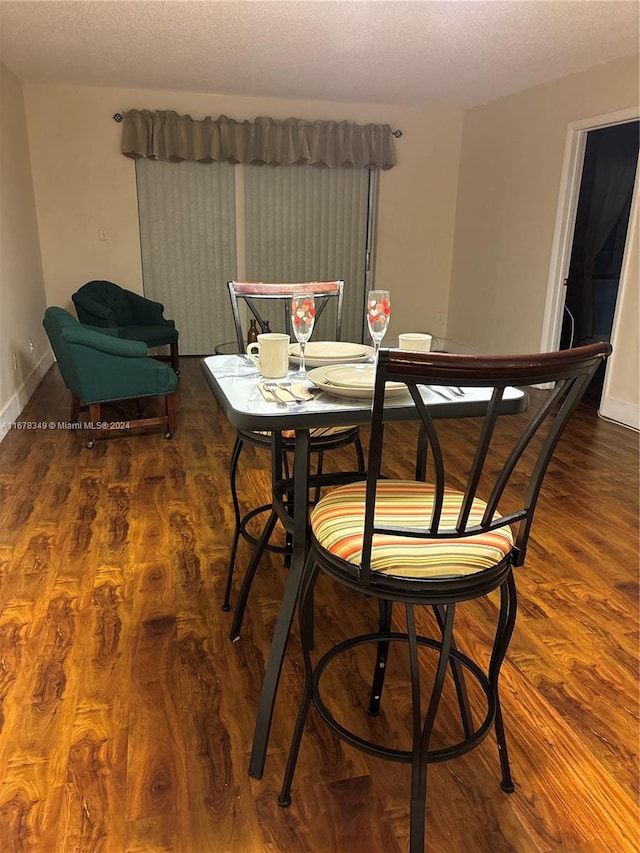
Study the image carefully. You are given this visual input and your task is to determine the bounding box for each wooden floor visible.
[0,357,638,852]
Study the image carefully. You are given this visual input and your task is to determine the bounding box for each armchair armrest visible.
[62,326,148,358]
[72,292,117,327]
[81,324,120,337]
[127,291,173,326]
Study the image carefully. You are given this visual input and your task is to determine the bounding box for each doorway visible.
[560,121,639,404]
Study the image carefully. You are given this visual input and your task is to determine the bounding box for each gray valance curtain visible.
[121,109,396,169]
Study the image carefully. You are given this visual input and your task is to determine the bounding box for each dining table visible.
[200,351,528,780]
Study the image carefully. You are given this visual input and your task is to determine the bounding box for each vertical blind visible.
[136,159,237,354]
[244,164,372,343]
[136,160,376,352]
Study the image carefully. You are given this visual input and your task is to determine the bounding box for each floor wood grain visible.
[0,357,637,852]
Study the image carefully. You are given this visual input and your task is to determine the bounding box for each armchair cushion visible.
[82,325,121,337]
[62,325,148,358]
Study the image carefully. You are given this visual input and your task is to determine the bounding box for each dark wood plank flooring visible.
[0,357,637,852]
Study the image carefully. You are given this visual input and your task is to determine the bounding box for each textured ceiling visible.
[0,0,638,109]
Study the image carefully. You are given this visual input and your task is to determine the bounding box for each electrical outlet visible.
[29,338,34,354]
[12,352,18,371]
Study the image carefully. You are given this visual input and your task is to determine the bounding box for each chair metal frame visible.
[223,280,364,639]
[277,343,611,853]
[228,280,346,349]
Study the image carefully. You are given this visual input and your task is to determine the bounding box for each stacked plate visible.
[308,363,407,400]
[289,341,374,368]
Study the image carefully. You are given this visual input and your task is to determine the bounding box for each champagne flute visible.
[367,290,390,363]
[291,293,316,376]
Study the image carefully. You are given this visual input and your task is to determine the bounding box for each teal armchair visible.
[43,307,178,447]
[72,280,180,372]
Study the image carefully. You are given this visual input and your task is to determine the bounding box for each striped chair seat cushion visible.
[253,426,357,441]
[310,481,514,579]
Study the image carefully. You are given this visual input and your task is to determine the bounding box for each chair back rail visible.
[359,343,611,584]
[227,280,345,350]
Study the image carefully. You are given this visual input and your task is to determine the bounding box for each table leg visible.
[248,428,310,779]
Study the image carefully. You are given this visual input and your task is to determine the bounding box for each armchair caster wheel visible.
[86,440,95,449]
[164,431,174,440]
[277,795,291,808]
[500,780,515,793]
[175,369,181,375]
[221,604,231,612]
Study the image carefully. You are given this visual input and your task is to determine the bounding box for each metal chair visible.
[223,280,365,639]
[278,343,611,853]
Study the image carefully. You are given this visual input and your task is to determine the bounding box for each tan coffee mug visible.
[247,333,290,378]
[398,333,432,352]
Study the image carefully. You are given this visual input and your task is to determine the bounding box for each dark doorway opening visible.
[561,121,639,405]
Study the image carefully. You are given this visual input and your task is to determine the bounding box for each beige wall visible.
[0,62,49,431]
[449,54,638,354]
[447,54,638,405]
[23,84,463,342]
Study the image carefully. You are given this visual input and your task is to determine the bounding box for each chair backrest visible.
[359,343,611,588]
[73,280,134,325]
[227,280,345,351]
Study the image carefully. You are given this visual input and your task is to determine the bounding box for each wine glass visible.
[367,290,390,363]
[291,293,316,376]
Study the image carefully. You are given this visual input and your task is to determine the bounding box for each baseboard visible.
[0,351,55,444]
[599,396,640,431]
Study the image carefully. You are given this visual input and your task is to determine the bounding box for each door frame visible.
[601,170,639,428]
[540,107,639,421]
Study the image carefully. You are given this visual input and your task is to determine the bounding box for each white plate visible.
[320,364,405,391]
[320,363,374,389]
[291,341,369,359]
[308,365,408,400]
[289,341,374,367]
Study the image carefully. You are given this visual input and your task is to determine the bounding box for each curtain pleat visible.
[122,110,396,170]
